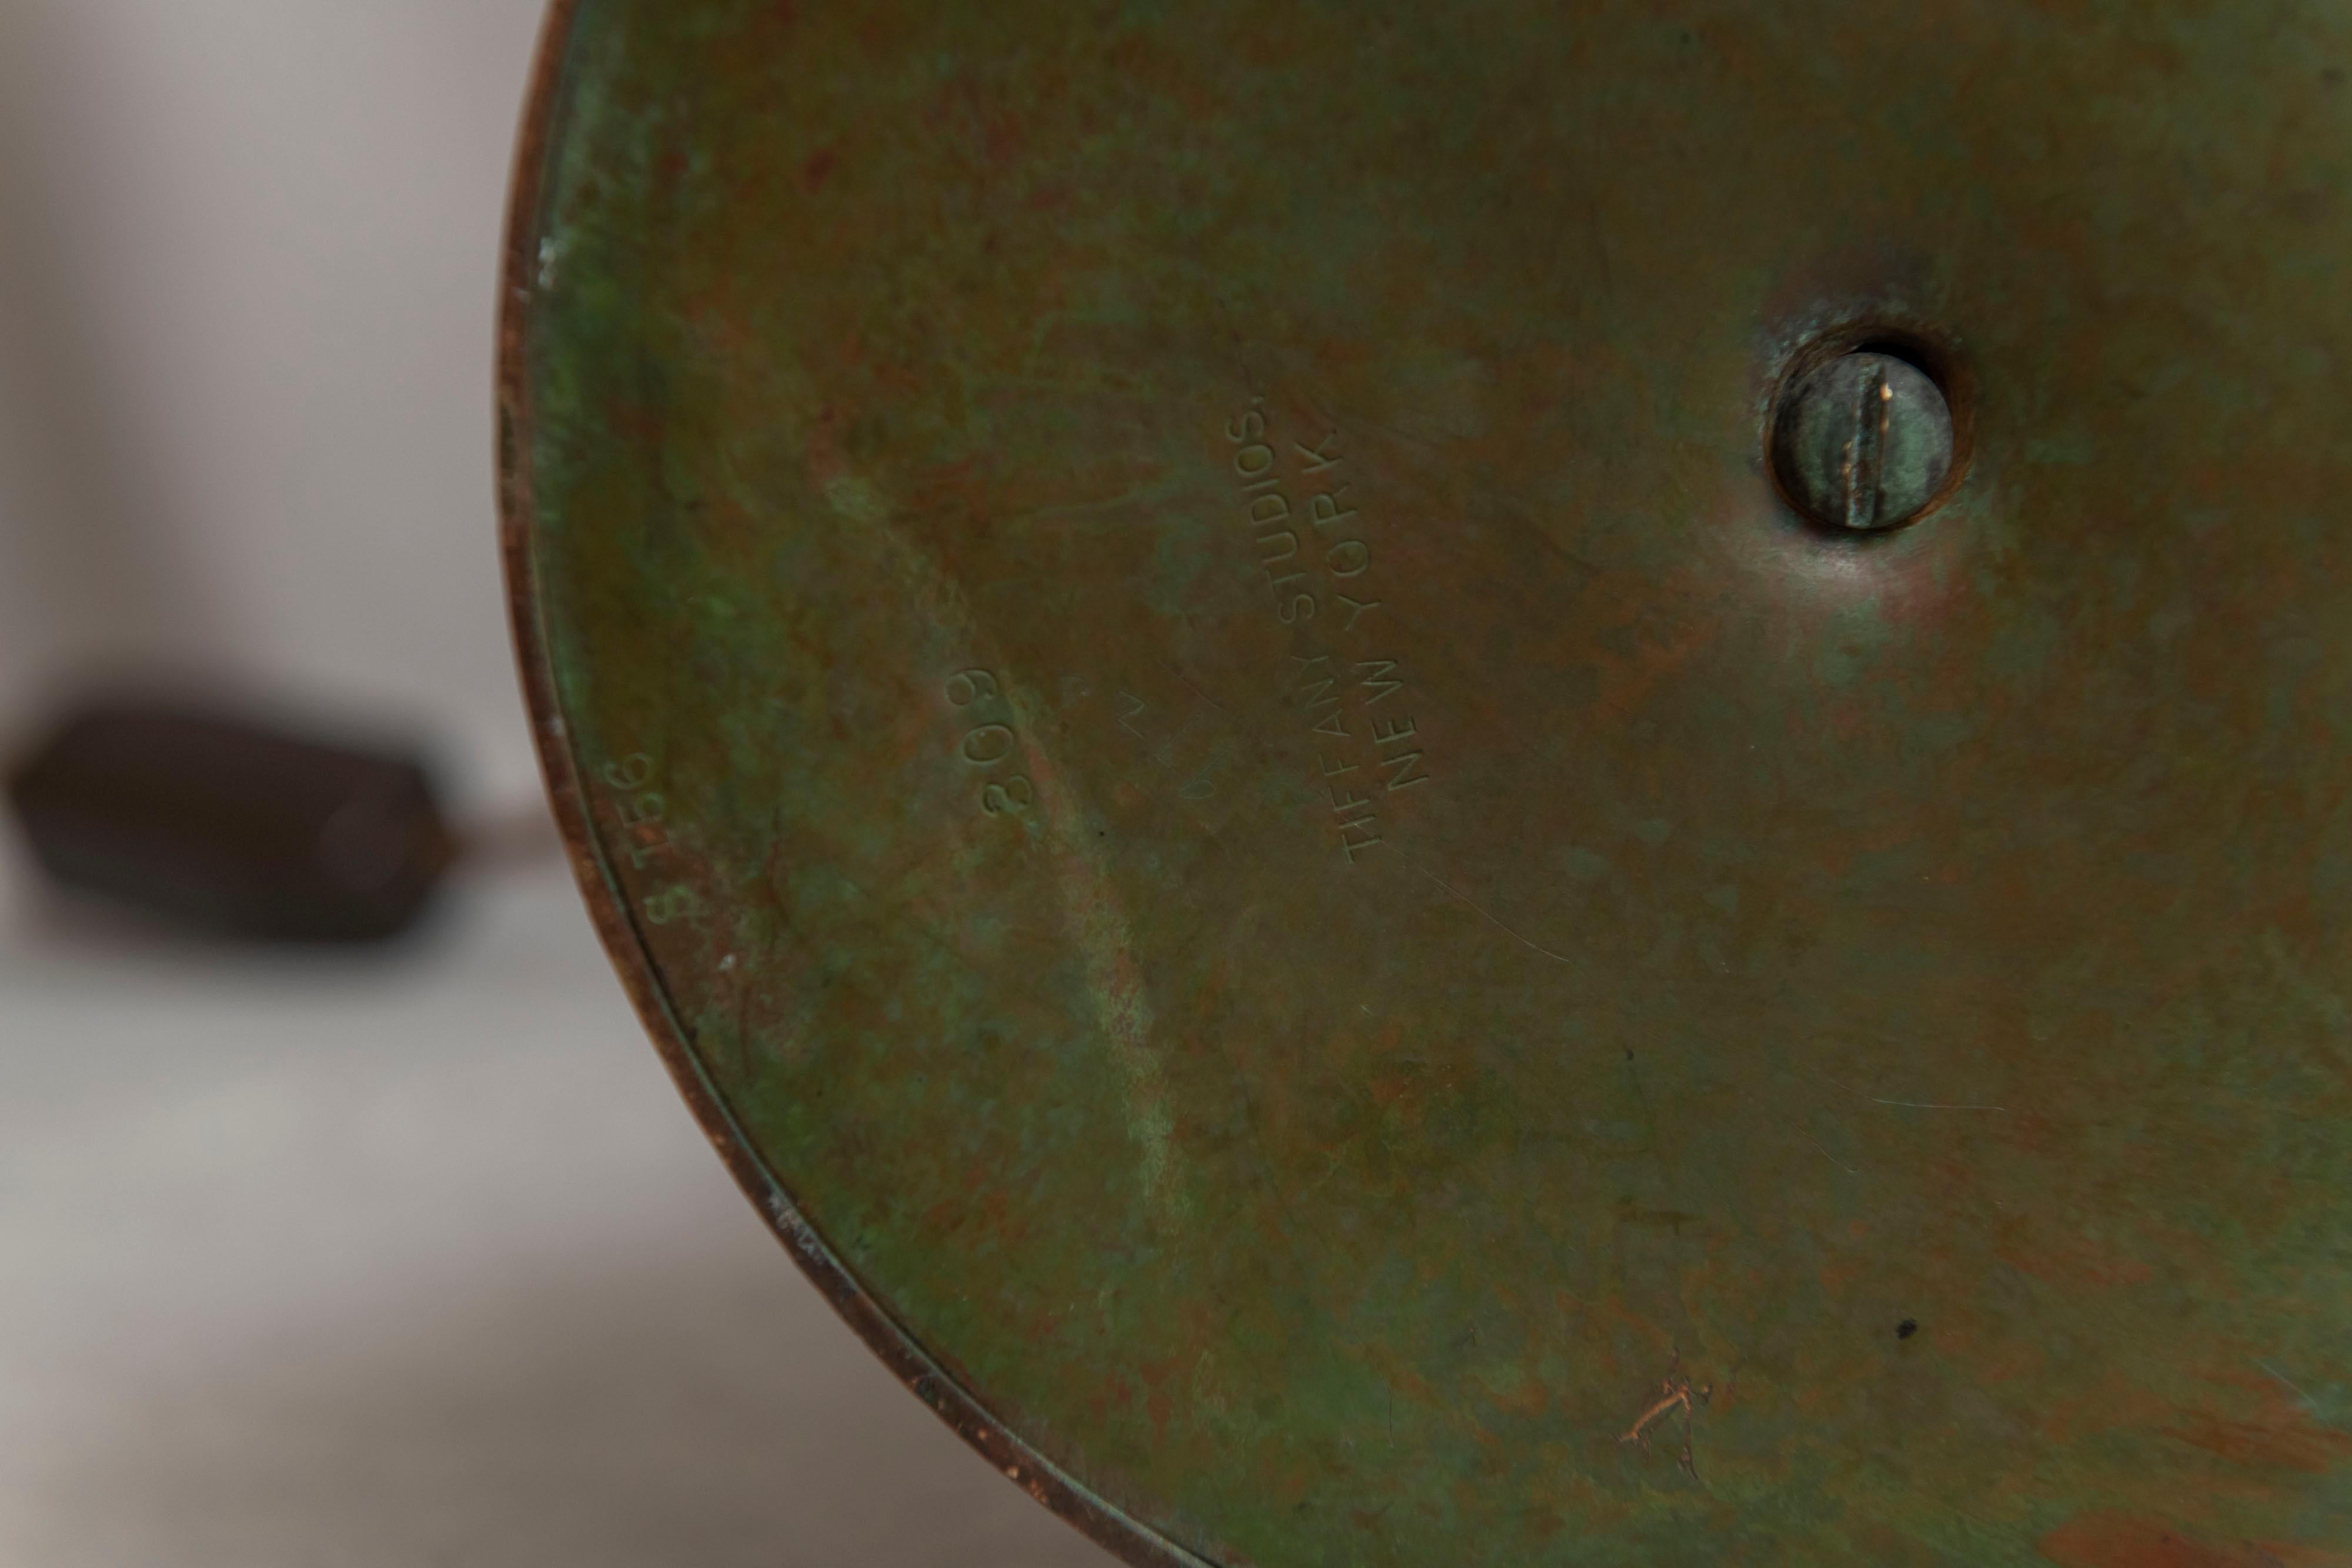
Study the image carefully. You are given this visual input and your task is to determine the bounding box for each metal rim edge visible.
[493,6,1210,1563]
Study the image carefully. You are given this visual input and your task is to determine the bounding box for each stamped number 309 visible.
[947,670,1033,818]
[600,752,703,925]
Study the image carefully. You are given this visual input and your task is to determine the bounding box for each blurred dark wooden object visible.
[6,701,454,942]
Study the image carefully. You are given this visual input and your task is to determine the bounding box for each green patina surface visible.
[514,2,2352,1562]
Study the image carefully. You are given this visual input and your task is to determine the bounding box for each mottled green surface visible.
[513,4,2352,1562]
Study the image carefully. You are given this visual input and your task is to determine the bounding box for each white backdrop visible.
[0,0,546,810]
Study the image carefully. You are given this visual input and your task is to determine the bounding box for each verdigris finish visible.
[503,2,2352,1562]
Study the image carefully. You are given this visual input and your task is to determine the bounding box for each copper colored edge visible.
[493,6,1206,1563]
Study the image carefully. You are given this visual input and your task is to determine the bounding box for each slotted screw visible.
[1772,350,1955,531]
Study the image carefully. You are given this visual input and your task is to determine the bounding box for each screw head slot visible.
[1772,350,1956,533]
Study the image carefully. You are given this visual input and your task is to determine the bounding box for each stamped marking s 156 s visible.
[595,752,704,925]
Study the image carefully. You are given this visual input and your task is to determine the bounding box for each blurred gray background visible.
[0,3,1115,1563]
